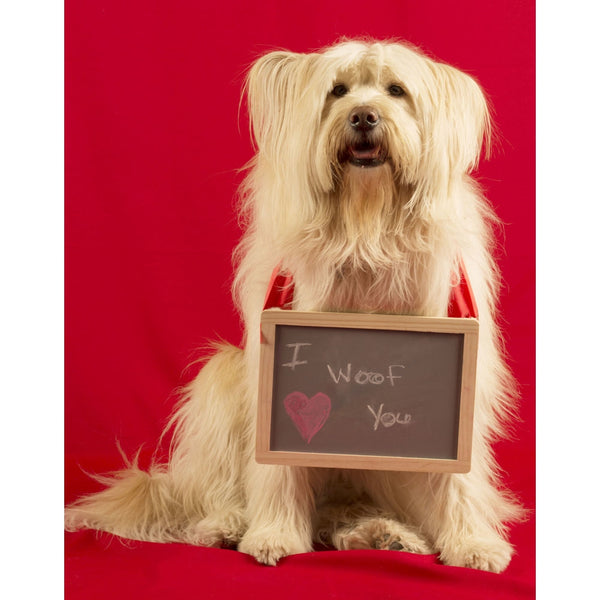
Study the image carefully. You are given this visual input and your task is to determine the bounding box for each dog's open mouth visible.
[345,141,387,168]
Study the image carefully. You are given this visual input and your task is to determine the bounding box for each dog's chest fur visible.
[287,221,456,317]
[279,166,460,318]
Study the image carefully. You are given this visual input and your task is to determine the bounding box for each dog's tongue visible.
[351,144,380,160]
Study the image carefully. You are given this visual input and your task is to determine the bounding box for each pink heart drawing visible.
[283,391,331,444]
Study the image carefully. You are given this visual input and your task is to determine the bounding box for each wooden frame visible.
[257,309,479,473]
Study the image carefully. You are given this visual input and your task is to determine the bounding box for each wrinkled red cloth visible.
[65,527,534,600]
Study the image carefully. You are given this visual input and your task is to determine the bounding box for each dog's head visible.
[245,40,490,207]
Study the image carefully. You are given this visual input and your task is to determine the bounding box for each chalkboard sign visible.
[257,310,479,473]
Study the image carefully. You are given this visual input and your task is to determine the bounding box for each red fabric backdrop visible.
[65,1,535,598]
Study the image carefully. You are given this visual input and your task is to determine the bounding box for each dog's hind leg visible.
[315,495,432,554]
[167,343,251,547]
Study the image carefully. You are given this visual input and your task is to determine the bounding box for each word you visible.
[367,403,412,431]
[282,342,405,386]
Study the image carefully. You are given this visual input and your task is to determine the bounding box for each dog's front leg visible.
[238,462,320,565]
[424,469,517,573]
[360,467,517,573]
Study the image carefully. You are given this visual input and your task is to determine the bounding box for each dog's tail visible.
[65,343,250,544]
[64,447,182,543]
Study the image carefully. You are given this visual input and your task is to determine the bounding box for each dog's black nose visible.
[348,106,380,130]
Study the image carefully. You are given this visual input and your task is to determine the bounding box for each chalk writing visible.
[326,363,405,386]
[282,343,312,370]
[367,403,412,431]
[261,315,474,467]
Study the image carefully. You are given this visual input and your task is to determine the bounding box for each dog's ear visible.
[245,51,317,159]
[424,62,492,177]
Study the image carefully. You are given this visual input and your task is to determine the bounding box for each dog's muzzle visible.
[343,106,387,168]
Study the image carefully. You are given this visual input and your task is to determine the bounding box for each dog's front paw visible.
[238,530,311,565]
[439,536,514,573]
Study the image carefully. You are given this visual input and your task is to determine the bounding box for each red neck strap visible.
[263,258,478,319]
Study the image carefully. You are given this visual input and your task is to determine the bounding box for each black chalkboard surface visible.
[257,310,479,472]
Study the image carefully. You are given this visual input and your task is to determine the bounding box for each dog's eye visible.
[388,84,405,97]
[332,84,349,97]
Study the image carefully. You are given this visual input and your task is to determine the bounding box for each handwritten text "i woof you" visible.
[282,342,413,432]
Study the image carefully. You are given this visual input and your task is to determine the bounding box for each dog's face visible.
[317,44,424,190]
[246,41,490,203]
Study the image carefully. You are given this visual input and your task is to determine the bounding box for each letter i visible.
[282,343,312,370]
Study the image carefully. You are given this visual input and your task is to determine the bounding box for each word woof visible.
[282,342,406,386]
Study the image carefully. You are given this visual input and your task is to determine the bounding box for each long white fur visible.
[65,39,523,572]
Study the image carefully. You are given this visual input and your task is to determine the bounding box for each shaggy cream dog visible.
[65,39,522,573]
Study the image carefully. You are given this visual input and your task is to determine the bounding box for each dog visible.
[65,39,522,573]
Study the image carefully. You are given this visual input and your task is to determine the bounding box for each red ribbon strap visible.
[447,257,479,319]
[263,265,295,311]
